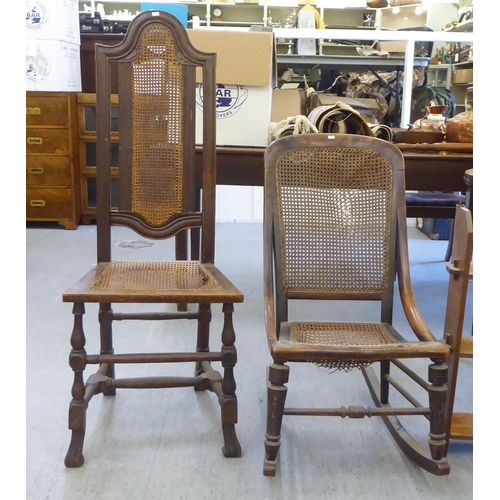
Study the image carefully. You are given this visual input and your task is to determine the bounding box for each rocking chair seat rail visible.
[262,133,451,477]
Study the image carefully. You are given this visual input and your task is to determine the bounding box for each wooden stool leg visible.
[65,303,87,468]
[264,363,289,476]
[428,359,448,461]
[220,303,241,457]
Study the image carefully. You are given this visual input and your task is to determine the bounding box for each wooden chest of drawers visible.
[26,92,81,229]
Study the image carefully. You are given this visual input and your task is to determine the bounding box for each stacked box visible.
[26,0,82,91]
[188,29,276,148]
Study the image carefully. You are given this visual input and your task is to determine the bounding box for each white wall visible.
[216,186,263,223]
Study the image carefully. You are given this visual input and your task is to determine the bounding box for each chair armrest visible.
[396,211,438,343]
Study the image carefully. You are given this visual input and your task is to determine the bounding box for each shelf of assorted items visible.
[450,60,473,112]
[78,1,380,29]
[427,64,451,90]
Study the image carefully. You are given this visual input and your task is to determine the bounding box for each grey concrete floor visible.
[26,221,474,499]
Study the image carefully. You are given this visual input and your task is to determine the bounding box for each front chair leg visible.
[264,363,289,476]
[220,303,241,457]
[65,302,87,468]
[428,358,448,460]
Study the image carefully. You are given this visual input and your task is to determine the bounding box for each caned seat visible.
[62,11,243,468]
[262,134,450,476]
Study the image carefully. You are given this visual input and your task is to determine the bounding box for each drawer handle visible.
[30,200,46,207]
[28,167,44,175]
[27,137,43,145]
[26,107,42,115]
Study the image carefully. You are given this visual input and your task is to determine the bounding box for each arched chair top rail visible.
[265,134,406,175]
[96,10,216,68]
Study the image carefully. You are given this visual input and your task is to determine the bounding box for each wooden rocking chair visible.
[262,133,451,476]
[62,11,243,467]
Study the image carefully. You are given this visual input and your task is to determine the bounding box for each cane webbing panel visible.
[88,261,222,292]
[290,321,400,372]
[276,147,392,294]
[130,23,185,226]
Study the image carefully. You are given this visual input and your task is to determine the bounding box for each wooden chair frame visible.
[62,11,243,467]
[263,133,451,476]
[443,206,473,450]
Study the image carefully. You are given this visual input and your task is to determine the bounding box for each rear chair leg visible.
[264,363,289,476]
[428,359,448,461]
[65,303,87,468]
[175,231,188,312]
[194,303,211,388]
[99,303,115,396]
[380,360,390,404]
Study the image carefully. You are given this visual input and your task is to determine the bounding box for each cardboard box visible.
[452,68,473,84]
[271,87,306,123]
[26,40,82,92]
[188,29,276,147]
[322,43,360,56]
[378,41,406,55]
[26,0,80,45]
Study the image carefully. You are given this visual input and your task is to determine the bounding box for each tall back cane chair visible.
[262,133,451,476]
[62,11,243,468]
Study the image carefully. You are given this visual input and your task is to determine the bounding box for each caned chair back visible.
[95,11,216,262]
[264,134,407,324]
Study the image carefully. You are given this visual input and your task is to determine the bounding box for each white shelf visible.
[445,20,473,33]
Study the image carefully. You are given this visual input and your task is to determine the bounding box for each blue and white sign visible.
[26,1,49,30]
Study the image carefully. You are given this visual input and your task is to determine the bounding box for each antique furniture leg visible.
[219,303,241,457]
[65,303,87,468]
[194,303,211,385]
[380,360,390,404]
[175,231,188,312]
[427,359,448,461]
[264,363,289,476]
[99,303,115,396]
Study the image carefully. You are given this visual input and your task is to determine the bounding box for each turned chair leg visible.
[220,303,241,458]
[428,359,448,460]
[264,363,289,476]
[65,302,87,468]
